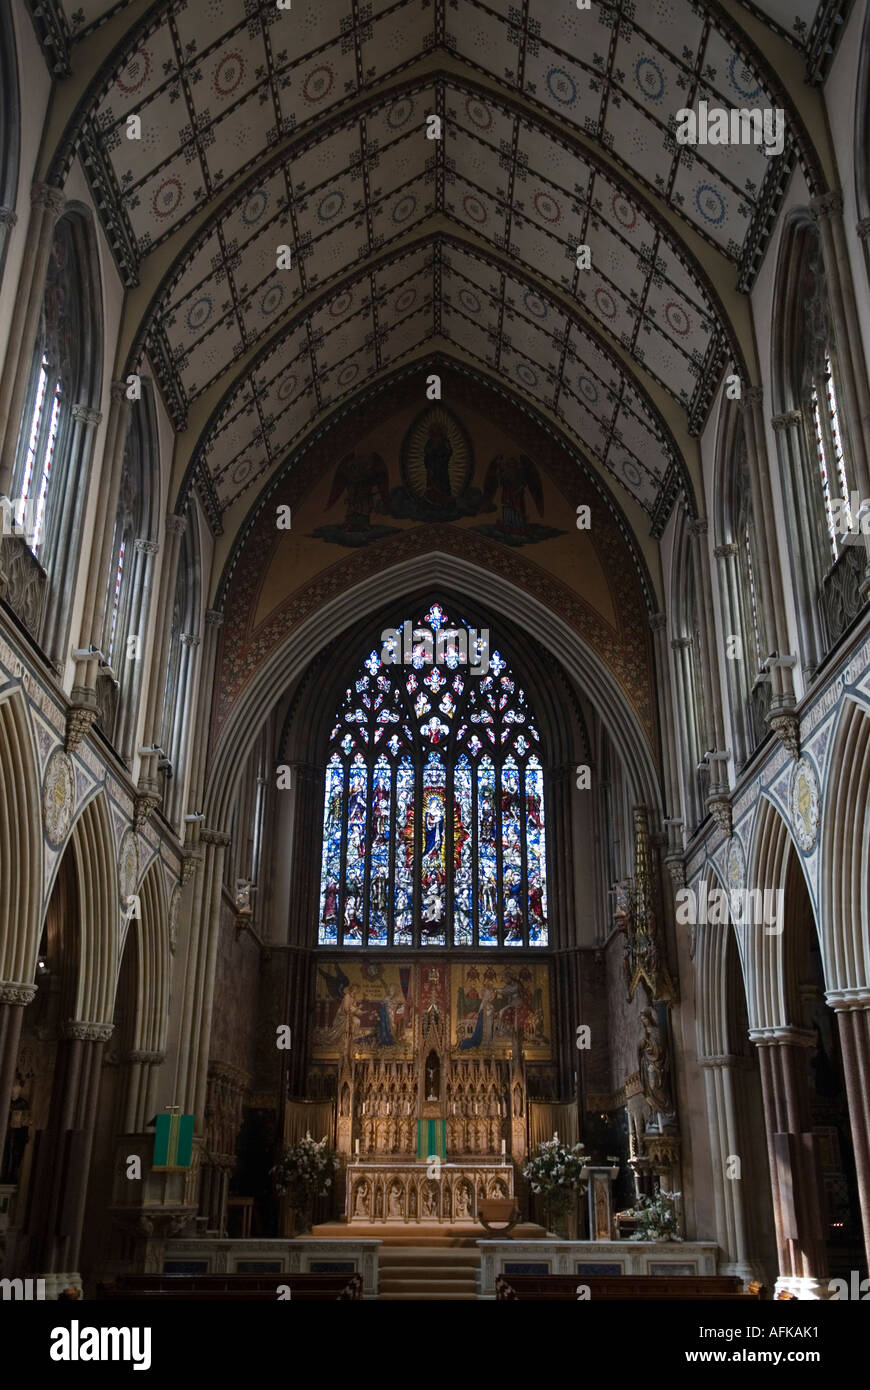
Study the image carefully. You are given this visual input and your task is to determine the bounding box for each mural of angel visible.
[312,450,398,546]
[475,452,564,546]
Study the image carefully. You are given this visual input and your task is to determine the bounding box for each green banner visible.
[417,1118,446,1161]
[153,1113,194,1169]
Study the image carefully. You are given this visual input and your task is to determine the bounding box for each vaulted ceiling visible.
[28,0,846,566]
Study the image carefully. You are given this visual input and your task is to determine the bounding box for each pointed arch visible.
[131,861,171,1056]
[0,688,43,984]
[66,790,119,1024]
[204,548,663,837]
[820,697,870,997]
[745,795,818,1032]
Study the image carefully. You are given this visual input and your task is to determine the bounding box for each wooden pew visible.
[496,1273,763,1301]
[97,1272,362,1301]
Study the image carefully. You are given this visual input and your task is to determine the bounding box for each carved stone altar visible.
[347,1162,514,1223]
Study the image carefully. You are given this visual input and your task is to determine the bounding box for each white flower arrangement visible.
[629,1189,681,1241]
[522,1139,589,1210]
[270,1131,338,1204]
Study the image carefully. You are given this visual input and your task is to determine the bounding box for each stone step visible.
[380,1277,478,1292]
[378,1284,478,1295]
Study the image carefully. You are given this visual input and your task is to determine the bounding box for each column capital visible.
[771,410,802,431]
[30,182,67,219]
[825,986,870,1012]
[689,517,708,538]
[648,612,667,632]
[671,636,692,650]
[0,981,38,1006]
[0,207,18,229]
[71,403,102,427]
[165,513,187,536]
[748,1025,816,1048]
[134,538,159,555]
[201,828,231,848]
[714,542,739,559]
[127,1049,166,1065]
[809,190,843,222]
[180,632,201,649]
[61,1020,114,1042]
[205,608,225,629]
[110,379,129,404]
[856,218,870,242]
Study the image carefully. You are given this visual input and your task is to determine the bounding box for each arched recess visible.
[65,790,119,1026]
[743,796,862,1288]
[7,203,104,663]
[770,210,863,669]
[669,510,709,835]
[0,0,20,283]
[78,859,170,1281]
[743,795,809,1033]
[204,548,663,839]
[693,862,776,1284]
[0,688,43,986]
[95,379,162,763]
[711,398,769,768]
[820,697,870,996]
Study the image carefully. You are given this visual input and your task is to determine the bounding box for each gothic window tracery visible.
[318,604,548,948]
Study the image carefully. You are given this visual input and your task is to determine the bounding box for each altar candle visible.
[355,1139,360,1156]
[501,1139,506,1157]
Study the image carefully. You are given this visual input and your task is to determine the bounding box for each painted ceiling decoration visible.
[736,1,850,83]
[27,0,840,553]
[138,77,730,434]
[185,238,686,525]
[47,0,815,289]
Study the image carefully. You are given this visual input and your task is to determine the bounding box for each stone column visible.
[24,1020,114,1279]
[829,992,870,1270]
[185,609,223,834]
[68,381,130,733]
[115,538,160,764]
[41,403,103,668]
[714,541,752,762]
[670,635,700,829]
[0,184,67,498]
[751,1027,828,1296]
[650,613,684,871]
[122,1049,166,1136]
[173,829,230,1127]
[690,519,731,827]
[741,388,800,753]
[698,1054,766,1284]
[810,193,870,498]
[0,982,37,1166]
[136,513,186,818]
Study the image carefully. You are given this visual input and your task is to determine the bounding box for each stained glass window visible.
[317,604,549,947]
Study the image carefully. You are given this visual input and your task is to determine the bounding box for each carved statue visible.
[388,1181,403,1218]
[354,1181,369,1218]
[639,1008,674,1121]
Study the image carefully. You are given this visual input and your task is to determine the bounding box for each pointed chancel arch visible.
[204,547,662,844]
